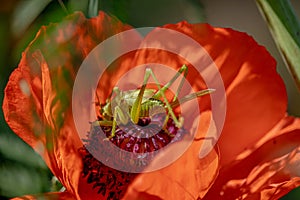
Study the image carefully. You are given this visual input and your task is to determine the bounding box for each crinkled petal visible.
[124,111,219,200]
[204,116,300,199]
[3,11,133,199]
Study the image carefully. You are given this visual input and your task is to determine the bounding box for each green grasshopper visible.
[95,65,214,139]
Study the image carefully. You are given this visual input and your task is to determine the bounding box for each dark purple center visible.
[80,107,188,199]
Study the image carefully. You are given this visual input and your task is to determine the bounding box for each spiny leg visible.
[99,87,121,120]
[102,106,118,140]
[98,86,130,139]
[150,65,215,109]
[131,65,188,126]
[105,105,130,140]
[93,89,114,131]
[146,68,183,128]
[172,65,188,102]
[95,120,113,126]
[130,69,151,124]
[152,64,188,102]
[131,66,214,128]
[147,68,215,129]
[151,65,189,131]
[111,106,120,139]
[109,86,135,138]
[130,67,184,129]
[152,65,214,105]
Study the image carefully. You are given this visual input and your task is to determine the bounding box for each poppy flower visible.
[3,11,300,200]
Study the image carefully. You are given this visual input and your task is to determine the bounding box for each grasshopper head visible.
[101,100,113,120]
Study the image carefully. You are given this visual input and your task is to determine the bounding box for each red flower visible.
[3,12,300,199]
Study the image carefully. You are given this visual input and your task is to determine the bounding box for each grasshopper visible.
[95,65,214,139]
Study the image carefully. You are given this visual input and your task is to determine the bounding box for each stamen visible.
[79,147,136,199]
[80,110,188,198]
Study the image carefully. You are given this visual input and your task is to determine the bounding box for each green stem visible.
[256,0,300,90]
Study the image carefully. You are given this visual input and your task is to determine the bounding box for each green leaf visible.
[256,0,300,90]
[12,0,52,37]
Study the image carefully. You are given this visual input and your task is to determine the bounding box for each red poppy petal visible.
[3,49,84,197]
[123,111,219,200]
[11,191,75,200]
[204,116,300,199]
[124,22,287,166]
[122,190,163,200]
[3,11,133,199]
[217,42,287,165]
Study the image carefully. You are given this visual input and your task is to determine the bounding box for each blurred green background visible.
[0,0,299,199]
